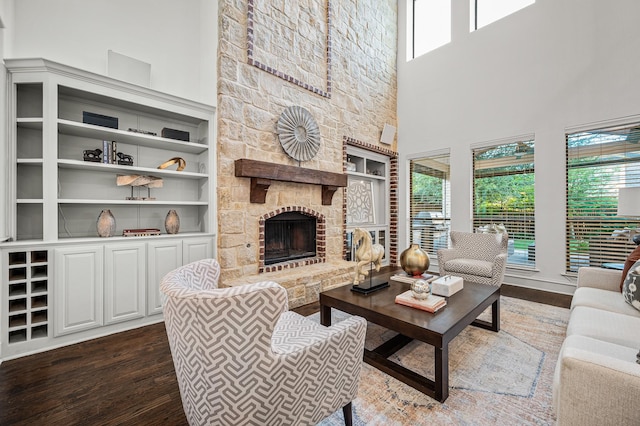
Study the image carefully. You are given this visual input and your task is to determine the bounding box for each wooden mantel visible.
[234,158,348,205]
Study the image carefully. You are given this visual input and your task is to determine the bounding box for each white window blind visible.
[566,124,640,273]
[473,140,535,268]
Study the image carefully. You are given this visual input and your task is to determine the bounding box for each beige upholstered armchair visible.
[437,231,509,287]
[161,259,367,426]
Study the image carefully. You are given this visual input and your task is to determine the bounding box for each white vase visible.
[165,209,180,234]
[97,209,116,237]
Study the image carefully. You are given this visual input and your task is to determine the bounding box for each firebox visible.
[264,212,316,265]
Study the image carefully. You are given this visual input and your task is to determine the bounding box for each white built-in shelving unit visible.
[1,58,217,360]
[345,146,390,264]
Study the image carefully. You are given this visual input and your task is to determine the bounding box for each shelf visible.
[9,283,27,296]
[31,280,48,293]
[8,267,27,281]
[9,298,27,312]
[31,311,48,324]
[346,171,387,181]
[31,251,48,263]
[9,314,27,328]
[32,265,47,278]
[9,252,27,265]
[58,119,208,154]
[51,231,212,244]
[17,118,43,129]
[8,329,27,344]
[57,159,207,179]
[57,199,208,206]
[31,325,48,339]
[31,295,48,309]
[235,158,347,205]
[16,158,43,165]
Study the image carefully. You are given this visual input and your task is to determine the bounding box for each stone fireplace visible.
[216,0,398,308]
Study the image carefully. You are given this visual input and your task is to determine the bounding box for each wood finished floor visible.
[0,278,571,425]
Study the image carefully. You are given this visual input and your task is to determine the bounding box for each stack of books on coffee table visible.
[395,291,447,313]
[390,272,437,284]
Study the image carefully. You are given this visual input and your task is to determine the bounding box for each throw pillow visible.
[622,259,640,312]
[620,245,640,292]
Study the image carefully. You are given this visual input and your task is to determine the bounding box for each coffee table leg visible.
[320,304,332,326]
[491,298,500,332]
[434,344,449,402]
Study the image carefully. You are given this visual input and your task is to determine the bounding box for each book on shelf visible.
[390,272,437,284]
[123,228,161,237]
[102,140,118,164]
[395,290,446,313]
[103,140,110,163]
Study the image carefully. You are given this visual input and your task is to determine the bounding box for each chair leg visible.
[342,402,353,426]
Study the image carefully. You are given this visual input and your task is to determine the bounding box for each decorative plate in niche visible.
[277,106,321,162]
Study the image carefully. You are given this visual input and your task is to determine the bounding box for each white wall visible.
[397,0,640,294]
[6,0,217,104]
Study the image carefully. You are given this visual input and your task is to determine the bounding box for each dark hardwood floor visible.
[0,273,571,425]
[0,323,187,425]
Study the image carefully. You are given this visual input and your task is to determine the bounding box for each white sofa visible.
[553,266,640,425]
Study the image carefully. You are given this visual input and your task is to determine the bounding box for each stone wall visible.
[217,0,398,289]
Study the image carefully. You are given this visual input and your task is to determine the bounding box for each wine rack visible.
[6,250,49,344]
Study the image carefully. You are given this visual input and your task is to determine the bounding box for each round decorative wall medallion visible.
[277,106,321,162]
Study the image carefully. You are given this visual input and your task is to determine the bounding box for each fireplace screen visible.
[264,212,316,265]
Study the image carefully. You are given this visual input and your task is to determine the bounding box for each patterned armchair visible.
[437,231,509,287]
[161,259,367,426]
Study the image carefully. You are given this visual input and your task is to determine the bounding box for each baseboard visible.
[501,284,572,309]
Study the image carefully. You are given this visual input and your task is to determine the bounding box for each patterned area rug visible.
[312,296,569,425]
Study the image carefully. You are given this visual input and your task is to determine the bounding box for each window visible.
[472,140,535,268]
[411,0,451,59]
[566,124,640,273]
[470,0,535,31]
[409,152,451,256]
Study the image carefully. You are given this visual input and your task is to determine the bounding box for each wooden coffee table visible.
[319,270,500,402]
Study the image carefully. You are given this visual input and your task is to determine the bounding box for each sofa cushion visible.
[571,287,640,318]
[622,259,640,312]
[620,245,640,291]
[553,334,640,420]
[567,306,640,348]
[443,258,493,278]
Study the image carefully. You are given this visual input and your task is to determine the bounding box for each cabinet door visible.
[183,237,213,264]
[104,243,146,324]
[147,241,183,315]
[54,246,104,336]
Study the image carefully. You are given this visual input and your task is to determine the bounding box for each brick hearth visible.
[222,260,354,308]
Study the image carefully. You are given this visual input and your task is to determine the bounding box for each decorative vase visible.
[165,209,180,234]
[97,209,116,237]
[411,279,431,300]
[400,244,430,276]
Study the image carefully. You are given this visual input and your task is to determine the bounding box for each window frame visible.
[471,0,535,32]
[408,150,451,257]
[410,0,451,59]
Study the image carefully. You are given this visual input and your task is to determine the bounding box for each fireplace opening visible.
[265,212,316,265]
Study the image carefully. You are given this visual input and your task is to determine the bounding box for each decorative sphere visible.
[400,244,430,276]
[411,279,430,300]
